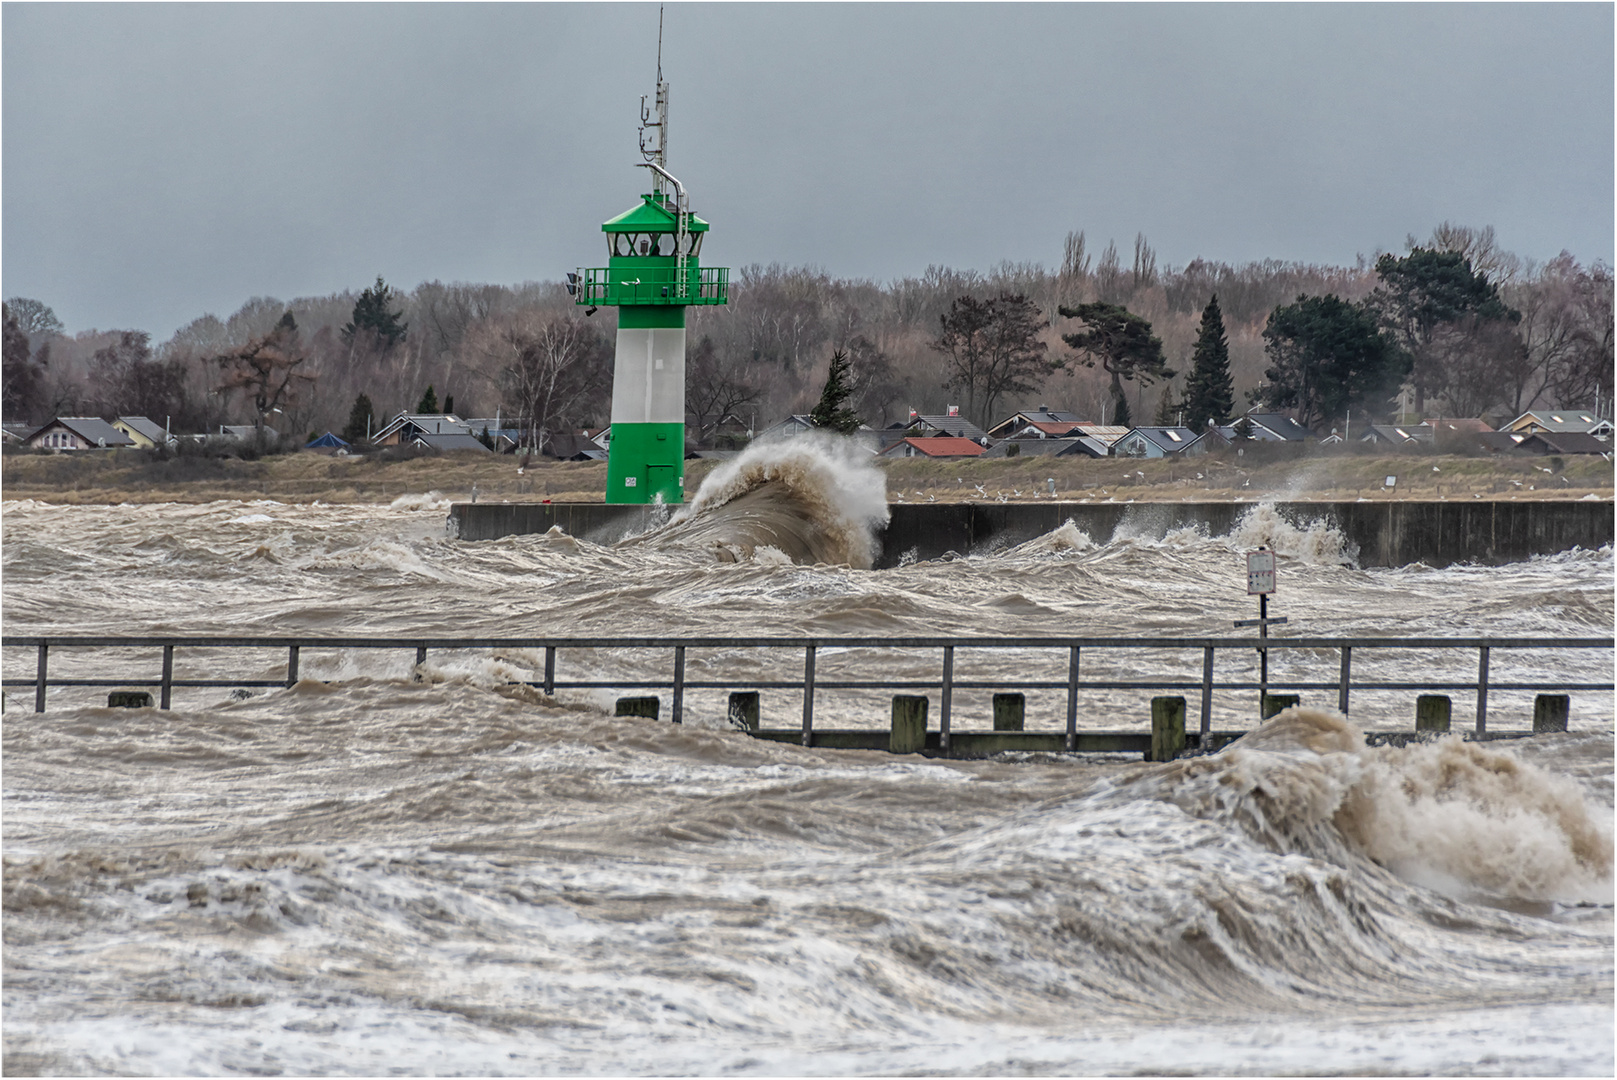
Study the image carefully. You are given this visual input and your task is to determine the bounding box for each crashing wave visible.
[627,434,890,568]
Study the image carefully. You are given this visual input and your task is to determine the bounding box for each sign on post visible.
[1246,549,1276,595]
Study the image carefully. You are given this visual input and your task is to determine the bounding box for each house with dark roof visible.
[985,406,1087,440]
[25,417,136,451]
[983,437,1093,459]
[412,432,491,453]
[112,416,173,449]
[542,433,607,461]
[878,436,987,459]
[1503,410,1612,441]
[1243,413,1313,441]
[1480,430,1611,456]
[897,412,990,443]
[372,413,470,446]
[1111,426,1200,458]
[1358,424,1424,447]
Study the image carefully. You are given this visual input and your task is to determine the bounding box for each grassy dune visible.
[2,445,1610,505]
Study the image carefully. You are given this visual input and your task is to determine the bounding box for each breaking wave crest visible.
[633,435,891,568]
[1134,708,1613,906]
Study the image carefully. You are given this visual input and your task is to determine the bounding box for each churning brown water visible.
[2,438,1612,1075]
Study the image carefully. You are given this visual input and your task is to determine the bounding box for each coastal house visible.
[541,433,608,461]
[753,414,818,443]
[1358,424,1424,447]
[1502,410,1612,441]
[985,406,1086,440]
[1179,427,1231,456]
[25,417,136,451]
[411,432,491,453]
[2,421,32,445]
[901,413,989,442]
[878,436,987,460]
[1479,430,1611,457]
[112,416,174,449]
[983,437,1101,458]
[372,413,471,446]
[219,424,280,446]
[1065,424,1131,449]
[1242,413,1313,441]
[1111,426,1200,458]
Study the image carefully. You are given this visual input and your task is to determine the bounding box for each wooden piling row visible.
[610,688,1578,760]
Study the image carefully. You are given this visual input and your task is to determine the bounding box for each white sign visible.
[624,476,638,488]
[1247,549,1276,595]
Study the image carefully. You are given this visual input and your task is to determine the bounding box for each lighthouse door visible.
[646,465,676,503]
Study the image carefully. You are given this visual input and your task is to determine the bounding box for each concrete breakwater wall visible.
[446,500,1612,568]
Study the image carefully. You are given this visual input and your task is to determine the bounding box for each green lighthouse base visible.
[606,422,685,504]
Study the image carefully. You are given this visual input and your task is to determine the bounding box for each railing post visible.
[34,642,48,713]
[160,645,174,710]
[671,645,685,725]
[287,645,300,688]
[1338,645,1352,715]
[1200,646,1214,736]
[939,645,954,756]
[1065,645,1080,752]
[1475,645,1490,733]
[801,645,816,747]
[543,646,556,696]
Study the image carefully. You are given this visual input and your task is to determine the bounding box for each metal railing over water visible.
[4,635,1610,752]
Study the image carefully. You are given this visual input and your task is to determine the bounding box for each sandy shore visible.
[2,446,1610,505]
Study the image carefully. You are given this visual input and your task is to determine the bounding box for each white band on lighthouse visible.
[609,327,687,425]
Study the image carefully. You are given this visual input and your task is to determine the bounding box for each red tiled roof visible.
[881,436,986,458]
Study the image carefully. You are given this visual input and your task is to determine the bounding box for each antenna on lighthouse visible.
[638,7,669,201]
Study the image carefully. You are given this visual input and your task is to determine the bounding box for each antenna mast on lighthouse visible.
[639,8,669,201]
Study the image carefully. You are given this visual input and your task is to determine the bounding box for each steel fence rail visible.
[5,634,1610,750]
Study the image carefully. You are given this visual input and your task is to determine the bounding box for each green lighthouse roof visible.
[602,193,710,233]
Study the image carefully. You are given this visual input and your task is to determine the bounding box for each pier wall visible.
[446,500,1612,568]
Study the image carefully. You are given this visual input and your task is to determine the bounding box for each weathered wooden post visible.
[1150,696,1186,762]
[727,691,760,732]
[992,693,1025,732]
[108,691,153,708]
[1261,693,1300,719]
[890,695,928,754]
[1533,694,1569,733]
[1415,694,1451,732]
[615,696,660,720]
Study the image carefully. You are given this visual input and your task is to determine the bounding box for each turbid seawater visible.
[3,437,1611,1075]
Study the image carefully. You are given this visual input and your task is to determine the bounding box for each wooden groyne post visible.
[890,695,928,754]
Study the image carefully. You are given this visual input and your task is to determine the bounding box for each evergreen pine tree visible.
[343,394,374,444]
[443,395,454,415]
[1112,391,1132,430]
[1183,295,1234,434]
[1153,384,1179,426]
[1233,413,1255,440]
[340,276,408,353]
[417,385,439,413]
[809,349,863,434]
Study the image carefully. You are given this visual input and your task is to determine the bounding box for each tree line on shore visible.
[2,222,1610,450]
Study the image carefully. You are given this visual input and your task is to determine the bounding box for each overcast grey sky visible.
[4,3,1612,341]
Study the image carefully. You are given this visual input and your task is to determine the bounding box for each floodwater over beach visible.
[3,438,1612,1075]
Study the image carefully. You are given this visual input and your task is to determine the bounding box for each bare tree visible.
[686,334,761,443]
[932,293,1057,427]
[213,312,316,442]
[468,312,610,452]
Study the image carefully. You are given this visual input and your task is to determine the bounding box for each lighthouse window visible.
[656,233,675,256]
[679,233,702,256]
[611,233,631,257]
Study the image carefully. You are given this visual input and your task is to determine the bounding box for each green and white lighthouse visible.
[573,59,728,504]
